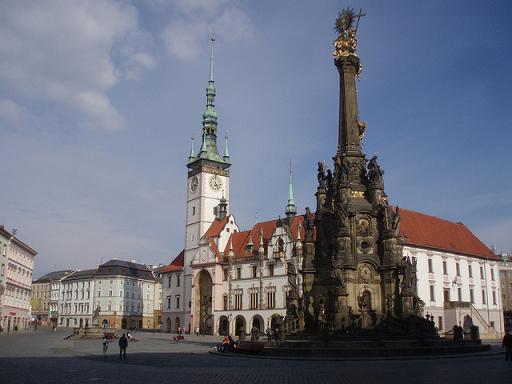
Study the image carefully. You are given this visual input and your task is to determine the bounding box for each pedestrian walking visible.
[102,336,109,358]
[503,329,512,361]
[119,333,128,359]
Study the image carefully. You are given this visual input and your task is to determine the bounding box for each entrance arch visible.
[234,315,246,337]
[270,314,281,331]
[251,315,264,333]
[175,317,181,333]
[102,319,109,328]
[194,269,213,335]
[218,315,229,336]
[166,317,171,333]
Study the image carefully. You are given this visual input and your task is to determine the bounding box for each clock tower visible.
[185,33,231,256]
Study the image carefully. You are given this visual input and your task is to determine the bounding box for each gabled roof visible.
[399,208,497,260]
[161,250,185,273]
[203,216,229,238]
[222,215,305,259]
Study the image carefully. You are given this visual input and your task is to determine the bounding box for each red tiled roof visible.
[399,208,497,260]
[161,250,185,273]
[222,216,306,258]
[203,217,229,238]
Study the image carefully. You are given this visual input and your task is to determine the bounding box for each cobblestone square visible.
[0,329,510,384]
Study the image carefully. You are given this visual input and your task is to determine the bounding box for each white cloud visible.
[0,0,156,130]
[160,1,254,61]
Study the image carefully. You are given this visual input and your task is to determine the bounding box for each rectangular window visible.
[223,295,228,311]
[168,276,171,288]
[492,290,496,305]
[176,274,181,287]
[438,316,443,331]
[470,288,474,303]
[491,269,495,281]
[428,259,433,273]
[236,268,241,280]
[268,264,274,277]
[176,295,180,309]
[457,287,462,301]
[456,262,460,277]
[443,289,450,303]
[250,292,259,309]
[192,206,196,216]
[482,289,487,304]
[109,290,112,297]
[120,290,123,297]
[480,266,484,279]
[223,269,228,281]
[252,265,257,278]
[490,321,495,328]
[468,265,473,278]
[167,296,171,309]
[267,290,276,309]
[429,285,435,301]
[234,292,243,310]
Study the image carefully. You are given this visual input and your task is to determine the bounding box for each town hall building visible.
[160,32,503,338]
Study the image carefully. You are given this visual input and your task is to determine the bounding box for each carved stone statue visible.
[287,261,298,298]
[357,120,368,142]
[385,294,395,319]
[317,161,326,188]
[367,155,384,188]
[413,296,425,317]
[92,306,100,326]
[401,256,417,296]
[251,327,259,341]
[331,257,346,290]
[304,207,315,240]
[340,156,351,184]
[326,169,333,191]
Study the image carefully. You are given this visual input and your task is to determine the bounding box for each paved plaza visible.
[0,329,510,384]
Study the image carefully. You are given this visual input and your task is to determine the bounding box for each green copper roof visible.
[285,161,297,217]
[188,32,229,165]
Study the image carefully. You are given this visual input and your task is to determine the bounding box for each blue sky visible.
[1,0,511,277]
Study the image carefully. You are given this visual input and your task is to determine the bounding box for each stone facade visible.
[0,225,37,332]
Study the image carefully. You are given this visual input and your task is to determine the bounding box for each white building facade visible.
[59,269,95,328]
[0,226,37,332]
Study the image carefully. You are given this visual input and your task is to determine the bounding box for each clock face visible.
[209,174,223,191]
[190,176,199,192]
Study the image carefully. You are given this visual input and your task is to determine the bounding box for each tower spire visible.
[189,136,196,162]
[209,29,215,82]
[223,134,230,162]
[285,160,297,218]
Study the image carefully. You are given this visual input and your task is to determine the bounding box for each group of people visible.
[102,333,129,359]
[217,335,239,353]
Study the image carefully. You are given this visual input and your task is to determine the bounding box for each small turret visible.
[188,137,196,162]
[285,161,297,219]
[223,134,230,162]
[217,192,228,220]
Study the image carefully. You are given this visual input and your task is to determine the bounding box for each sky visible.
[1,0,511,278]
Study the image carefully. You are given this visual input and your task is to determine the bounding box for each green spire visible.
[189,136,196,161]
[223,134,230,161]
[202,32,217,135]
[285,160,297,218]
[191,31,226,164]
